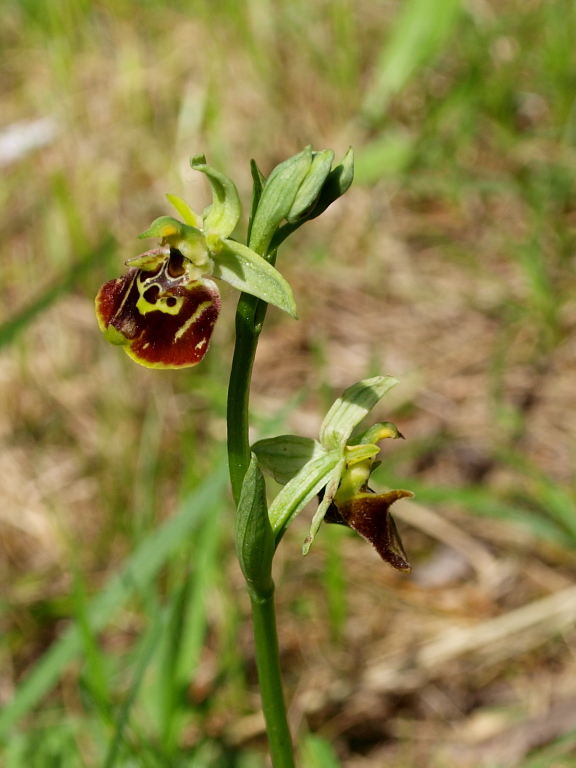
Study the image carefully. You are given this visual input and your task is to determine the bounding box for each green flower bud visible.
[287,149,334,222]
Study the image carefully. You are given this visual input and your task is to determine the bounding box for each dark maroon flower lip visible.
[95,247,221,369]
[325,489,413,572]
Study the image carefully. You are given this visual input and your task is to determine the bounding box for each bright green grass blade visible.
[374,470,575,548]
[322,524,347,642]
[513,728,576,768]
[0,235,115,351]
[72,568,113,728]
[4,719,85,768]
[0,458,228,740]
[354,131,415,184]
[361,0,463,124]
[103,607,166,768]
[159,502,222,752]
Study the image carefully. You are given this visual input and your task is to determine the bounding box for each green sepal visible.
[319,376,398,450]
[268,449,341,539]
[212,238,297,318]
[166,193,203,228]
[247,159,266,245]
[190,155,241,239]
[249,146,313,255]
[252,435,323,485]
[287,149,334,222]
[234,453,275,597]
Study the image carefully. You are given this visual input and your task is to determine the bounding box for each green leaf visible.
[319,376,398,450]
[268,449,341,538]
[213,238,297,317]
[165,193,203,228]
[234,453,275,597]
[252,435,324,485]
[190,154,241,238]
[249,146,312,255]
[287,149,334,222]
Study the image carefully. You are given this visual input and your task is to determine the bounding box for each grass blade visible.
[0,236,115,350]
[361,0,462,124]
[0,457,228,740]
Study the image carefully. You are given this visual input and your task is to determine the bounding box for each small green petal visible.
[138,217,208,264]
[319,376,399,450]
[345,443,380,466]
[166,194,203,228]
[138,216,191,241]
[190,155,241,238]
[357,422,404,444]
[213,238,297,318]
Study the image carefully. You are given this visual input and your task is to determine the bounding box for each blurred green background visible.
[2,0,576,765]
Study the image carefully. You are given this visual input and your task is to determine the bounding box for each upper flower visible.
[95,155,297,369]
[96,147,354,370]
[252,376,413,571]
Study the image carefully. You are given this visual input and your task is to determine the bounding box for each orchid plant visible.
[96,147,413,767]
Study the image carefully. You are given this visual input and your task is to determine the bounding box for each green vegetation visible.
[2,0,576,765]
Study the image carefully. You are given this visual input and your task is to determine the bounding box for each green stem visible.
[227,292,267,505]
[227,289,295,768]
[250,589,295,768]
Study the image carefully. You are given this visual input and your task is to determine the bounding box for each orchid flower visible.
[252,376,413,571]
[96,155,296,368]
